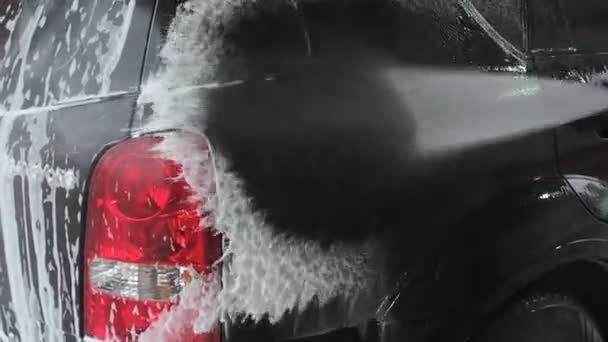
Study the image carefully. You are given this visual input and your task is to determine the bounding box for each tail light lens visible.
[84,134,222,341]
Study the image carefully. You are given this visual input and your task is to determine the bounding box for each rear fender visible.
[382,176,608,339]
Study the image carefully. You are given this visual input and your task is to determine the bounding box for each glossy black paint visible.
[528,0,608,54]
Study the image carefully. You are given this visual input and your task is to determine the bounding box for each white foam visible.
[587,69,608,88]
[137,0,256,133]
[138,271,222,341]
[138,0,384,338]
[0,0,136,340]
[0,113,82,342]
[211,156,381,323]
[141,140,382,339]
[138,0,540,338]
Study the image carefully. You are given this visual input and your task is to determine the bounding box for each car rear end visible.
[0,1,385,341]
[0,0,155,340]
[6,1,608,342]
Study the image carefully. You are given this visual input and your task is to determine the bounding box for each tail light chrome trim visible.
[89,257,192,301]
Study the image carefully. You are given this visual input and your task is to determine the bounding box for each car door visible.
[0,1,155,341]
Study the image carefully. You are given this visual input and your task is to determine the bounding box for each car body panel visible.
[527,0,608,54]
[0,0,154,341]
[136,1,608,342]
[3,0,608,341]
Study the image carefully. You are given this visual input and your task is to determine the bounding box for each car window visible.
[529,0,608,53]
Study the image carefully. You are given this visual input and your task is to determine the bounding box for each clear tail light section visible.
[84,133,222,341]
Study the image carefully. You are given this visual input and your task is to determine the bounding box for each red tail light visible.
[84,134,222,341]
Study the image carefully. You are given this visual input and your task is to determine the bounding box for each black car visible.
[3,0,608,341]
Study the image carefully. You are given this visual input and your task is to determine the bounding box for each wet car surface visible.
[2,0,608,341]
